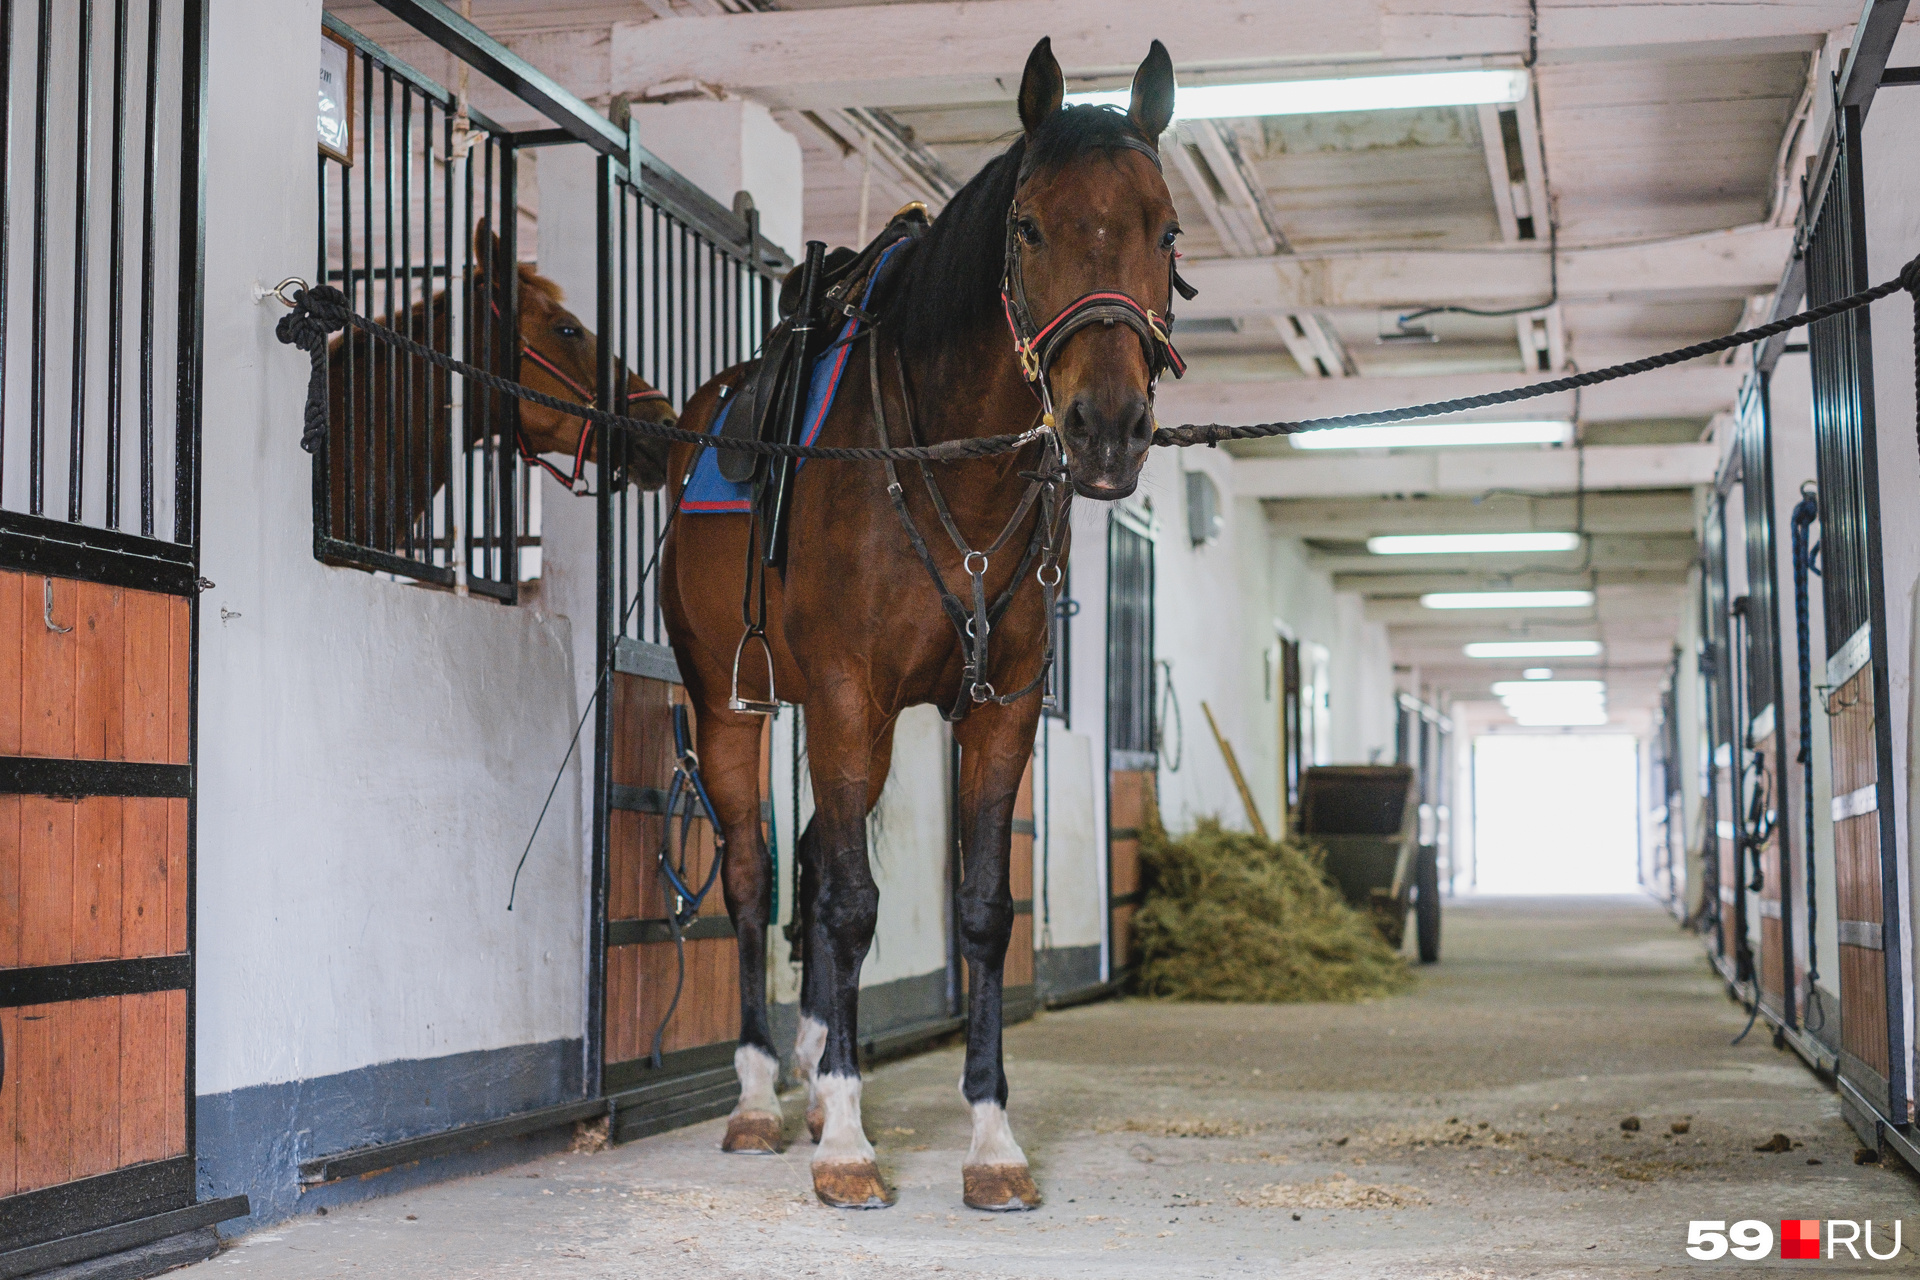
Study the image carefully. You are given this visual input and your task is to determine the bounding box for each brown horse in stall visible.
[660,38,1183,1210]
[321,224,676,551]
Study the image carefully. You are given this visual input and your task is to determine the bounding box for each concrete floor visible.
[192,897,1917,1278]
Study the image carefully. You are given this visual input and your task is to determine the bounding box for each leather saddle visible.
[716,205,930,485]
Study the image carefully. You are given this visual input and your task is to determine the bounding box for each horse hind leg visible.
[695,715,785,1155]
[789,818,828,1144]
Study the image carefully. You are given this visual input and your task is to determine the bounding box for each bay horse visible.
[660,38,1181,1210]
[322,223,675,553]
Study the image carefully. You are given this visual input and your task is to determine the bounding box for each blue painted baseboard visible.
[196,1038,584,1234]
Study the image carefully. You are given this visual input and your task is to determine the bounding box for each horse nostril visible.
[1125,398,1151,444]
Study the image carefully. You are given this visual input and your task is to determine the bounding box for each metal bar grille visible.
[600,166,782,649]
[0,0,192,555]
[1806,110,1876,651]
[1105,514,1155,760]
[312,16,526,598]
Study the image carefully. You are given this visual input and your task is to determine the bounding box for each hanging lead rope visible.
[1789,485,1824,1030]
[272,253,1920,464]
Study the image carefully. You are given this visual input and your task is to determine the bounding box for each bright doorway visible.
[1471,733,1641,894]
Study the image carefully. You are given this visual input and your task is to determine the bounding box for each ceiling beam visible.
[606,1,1855,109]
[1175,224,1795,317]
[1334,567,1691,593]
[1263,490,1699,537]
[1233,442,1718,499]
[1161,361,1741,430]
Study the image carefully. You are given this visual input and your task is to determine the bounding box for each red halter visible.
[516,343,670,494]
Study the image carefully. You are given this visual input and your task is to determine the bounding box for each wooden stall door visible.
[1108,769,1153,978]
[1752,722,1789,1017]
[1827,658,1889,1085]
[1,572,194,1249]
[602,665,744,1140]
[1714,751,1737,965]
[1004,762,1036,1022]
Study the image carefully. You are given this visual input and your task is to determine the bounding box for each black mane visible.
[877,105,1152,359]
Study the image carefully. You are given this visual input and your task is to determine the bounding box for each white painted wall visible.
[194,0,588,1096]
[1862,75,1920,1096]
[632,100,806,261]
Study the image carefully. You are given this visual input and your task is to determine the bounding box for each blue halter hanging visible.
[659,703,726,929]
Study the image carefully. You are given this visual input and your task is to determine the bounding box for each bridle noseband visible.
[516,343,671,493]
[999,132,1189,428]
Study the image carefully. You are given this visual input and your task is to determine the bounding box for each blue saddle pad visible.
[681,241,904,515]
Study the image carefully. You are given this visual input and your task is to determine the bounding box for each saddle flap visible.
[718,325,796,484]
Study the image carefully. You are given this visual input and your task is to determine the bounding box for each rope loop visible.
[274,285,352,454]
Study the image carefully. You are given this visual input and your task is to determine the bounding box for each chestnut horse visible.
[660,38,1180,1210]
[322,225,676,553]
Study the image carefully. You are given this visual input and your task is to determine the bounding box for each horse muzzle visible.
[1058,388,1151,500]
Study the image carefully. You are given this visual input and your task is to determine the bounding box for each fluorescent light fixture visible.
[1511,707,1611,727]
[1422,590,1594,610]
[1290,420,1572,451]
[1367,532,1580,556]
[1064,69,1529,120]
[1493,679,1608,727]
[1523,667,1554,680]
[1493,680,1604,699]
[1462,640,1604,659]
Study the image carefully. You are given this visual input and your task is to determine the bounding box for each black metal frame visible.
[312,14,524,601]
[1803,102,1908,1128]
[1732,373,1797,1027]
[1700,478,1749,976]
[589,124,787,1097]
[1104,508,1155,981]
[0,0,246,1263]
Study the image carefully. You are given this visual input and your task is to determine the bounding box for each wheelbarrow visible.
[1297,765,1440,963]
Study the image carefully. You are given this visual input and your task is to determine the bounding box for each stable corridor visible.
[192,899,1916,1278]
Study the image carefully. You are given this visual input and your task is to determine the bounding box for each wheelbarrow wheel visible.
[1414,844,1441,964]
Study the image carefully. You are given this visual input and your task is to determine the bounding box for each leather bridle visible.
[516,342,670,493]
[999,132,1191,429]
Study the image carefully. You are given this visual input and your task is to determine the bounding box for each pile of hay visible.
[1132,816,1412,1003]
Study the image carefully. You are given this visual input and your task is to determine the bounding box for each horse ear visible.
[472,217,513,290]
[1018,37,1064,136]
[1128,40,1175,142]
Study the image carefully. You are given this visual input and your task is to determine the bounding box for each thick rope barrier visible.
[276,252,1920,463]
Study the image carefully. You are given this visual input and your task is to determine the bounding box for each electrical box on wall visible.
[1186,469,1223,546]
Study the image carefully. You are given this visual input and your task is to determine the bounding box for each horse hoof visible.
[721,1111,783,1154]
[813,1160,894,1209]
[806,1104,825,1144]
[963,1163,1042,1212]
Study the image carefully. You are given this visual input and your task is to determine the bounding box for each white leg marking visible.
[794,1014,827,1104]
[964,1099,1028,1168]
[811,1073,876,1166]
[732,1044,781,1118]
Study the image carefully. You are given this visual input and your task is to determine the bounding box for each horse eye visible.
[1161,227,1180,251]
[556,323,582,340]
[1018,218,1043,247]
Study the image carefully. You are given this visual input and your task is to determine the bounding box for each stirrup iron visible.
[729,628,780,715]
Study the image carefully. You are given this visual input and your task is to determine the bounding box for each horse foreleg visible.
[802,705,893,1208]
[698,716,784,1155]
[952,700,1043,1211]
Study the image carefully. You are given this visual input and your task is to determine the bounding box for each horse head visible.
[473,223,676,491]
[1006,38,1179,500]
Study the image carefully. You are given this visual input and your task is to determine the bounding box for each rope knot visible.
[273,285,352,454]
[1900,253,1920,297]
